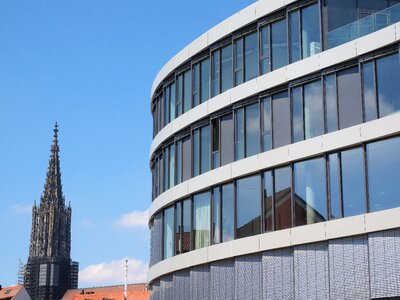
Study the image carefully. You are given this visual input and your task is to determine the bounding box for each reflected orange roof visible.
[62,284,149,300]
[0,285,23,300]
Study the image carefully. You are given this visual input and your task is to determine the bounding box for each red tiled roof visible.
[62,284,149,300]
[0,285,23,300]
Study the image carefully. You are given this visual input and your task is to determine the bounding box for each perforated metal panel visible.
[151,280,161,300]
[190,264,210,300]
[210,259,235,300]
[294,242,329,300]
[369,228,400,298]
[160,274,173,300]
[262,247,294,300]
[329,235,370,299]
[173,269,190,300]
[150,212,163,267]
[235,254,262,300]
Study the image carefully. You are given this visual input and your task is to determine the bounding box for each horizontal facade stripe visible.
[149,23,400,159]
[148,112,400,221]
[147,207,400,284]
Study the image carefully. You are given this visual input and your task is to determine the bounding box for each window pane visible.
[337,66,362,129]
[272,91,291,148]
[182,199,191,252]
[376,53,400,117]
[201,125,210,173]
[362,61,377,122]
[193,192,211,249]
[235,108,245,160]
[264,171,273,232]
[170,83,176,122]
[244,32,259,81]
[235,38,244,85]
[325,0,357,32]
[262,97,272,151]
[164,147,169,190]
[193,129,200,177]
[221,44,233,92]
[290,10,300,63]
[341,147,366,217]
[177,75,183,117]
[212,119,220,169]
[201,58,210,103]
[367,137,400,212]
[301,4,321,58]
[325,74,338,132]
[294,157,327,226]
[183,70,192,113]
[271,18,288,70]
[222,183,235,242]
[212,50,220,97]
[221,113,234,166]
[163,206,174,259]
[245,103,260,157]
[328,153,342,219]
[169,144,175,188]
[304,80,324,139]
[212,187,221,244]
[176,140,182,185]
[182,135,191,182]
[193,63,200,107]
[275,166,292,230]
[165,86,170,124]
[175,202,182,255]
[292,86,303,142]
[237,175,261,239]
[260,26,270,74]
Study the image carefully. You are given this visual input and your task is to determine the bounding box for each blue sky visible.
[0,0,254,287]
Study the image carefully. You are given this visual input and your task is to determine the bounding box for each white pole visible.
[124,259,128,300]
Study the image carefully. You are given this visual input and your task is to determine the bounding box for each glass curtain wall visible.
[163,206,174,259]
[193,192,211,249]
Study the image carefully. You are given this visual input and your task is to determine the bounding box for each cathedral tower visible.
[25,124,78,300]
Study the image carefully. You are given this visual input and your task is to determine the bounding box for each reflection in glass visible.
[244,32,258,82]
[200,125,210,174]
[182,199,191,252]
[260,26,270,74]
[182,136,191,182]
[175,202,182,255]
[163,206,174,259]
[292,86,303,142]
[301,4,321,58]
[304,80,324,139]
[362,61,377,121]
[264,171,273,232]
[169,144,175,188]
[235,108,245,160]
[176,140,182,185]
[170,82,176,123]
[164,147,169,190]
[236,175,261,239]
[341,147,366,217]
[262,97,272,152]
[221,113,234,166]
[272,91,291,148]
[212,187,221,244]
[294,158,327,226]
[290,10,300,63]
[176,74,183,117]
[212,119,220,168]
[212,50,220,97]
[222,183,235,242]
[193,192,211,249]
[221,44,233,93]
[193,129,200,177]
[201,58,210,103]
[376,53,400,117]
[275,166,292,230]
[183,69,192,113]
[271,18,288,70]
[235,38,244,85]
[245,103,260,157]
[367,137,400,212]
[193,63,200,107]
[328,153,341,219]
[325,74,338,133]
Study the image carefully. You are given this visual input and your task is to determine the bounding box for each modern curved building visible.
[148,0,400,299]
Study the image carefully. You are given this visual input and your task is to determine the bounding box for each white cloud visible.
[79,258,148,286]
[115,209,148,228]
[10,203,32,214]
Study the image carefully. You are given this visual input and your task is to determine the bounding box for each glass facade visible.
[193,192,211,249]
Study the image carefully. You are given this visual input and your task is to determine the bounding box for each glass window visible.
[362,61,377,122]
[212,119,220,168]
[262,97,272,152]
[176,140,182,185]
[169,144,175,188]
[325,0,357,33]
[235,38,244,85]
[235,108,245,160]
[222,183,235,242]
[272,91,291,148]
[325,74,338,132]
[159,154,164,193]
[183,69,192,113]
[165,85,170,124]
[274,166,292,230]
[263,171,273,232]
[244,32,258,82]
[260,26,270,74]
[176,74,183,117]
[245,103,260,157]
[292,86,303,142]
[301,4,321,58]
[328,153,342,219]
[376,53,400,117]
[201,125,211,174]
[193,191,211,249]
[163,206,174,259]
[182,199,191,252]
[193,129,200,177]
[212,50,220,97]
[289,10,300,63]
[304,80,324,139]
[182,135,191,182]
[201,58,210,103]
[337,66,362,129]
[221,44,233,93]
[236,175,261,239]
[221,113,234,166]
[294,157,327,226]
[170,82,176,123]
[164,147,169,190]
[367,136,400,212]
[212,187,221,244]
[175,202,182,255]
[193,63,200,107]
[271,18,288,70]
[341,147,366,217]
